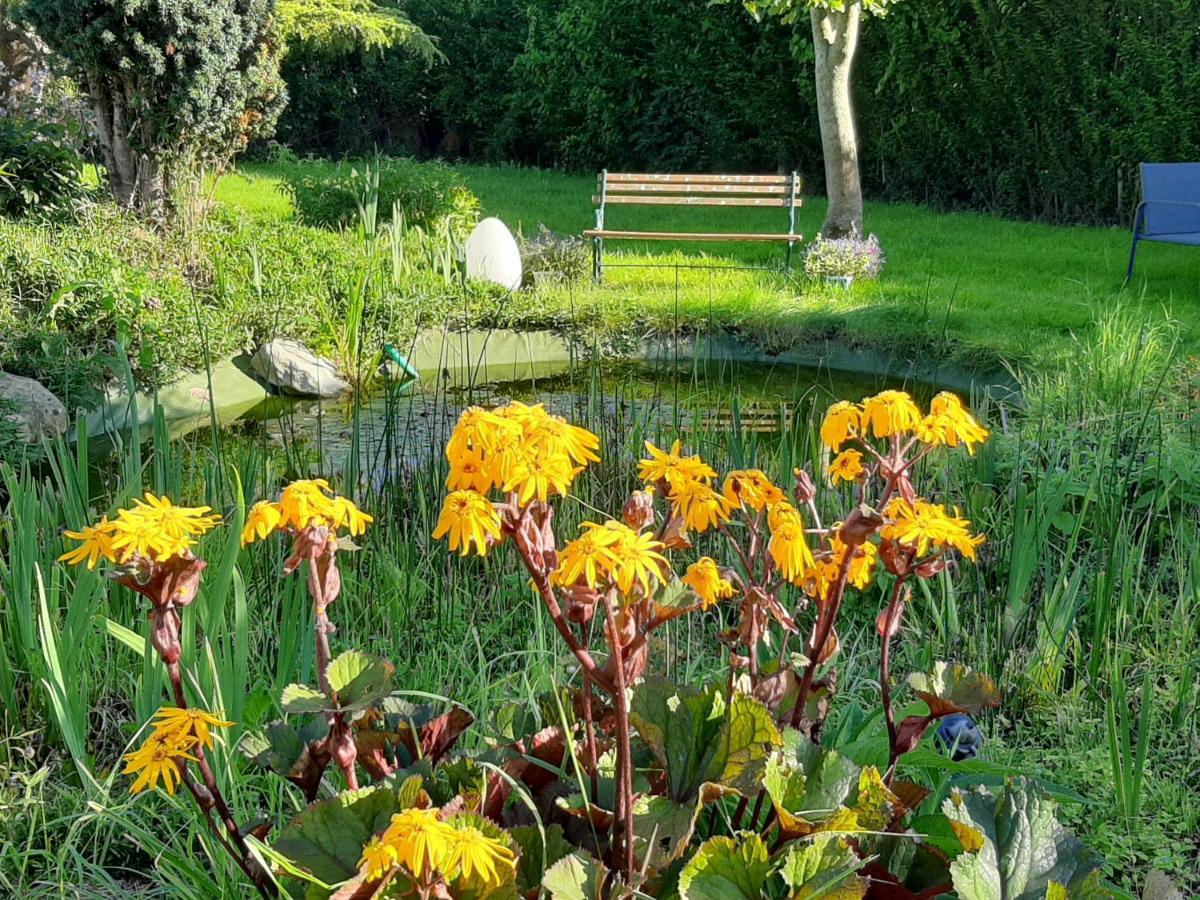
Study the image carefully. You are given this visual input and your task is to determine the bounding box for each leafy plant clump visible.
[520,224,590,286]
[804,231,885,281]
[281,154,481,232]
[0,117,88,218]
[56,389,1121,898]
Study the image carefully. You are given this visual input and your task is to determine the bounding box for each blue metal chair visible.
[1127,162,1200,282]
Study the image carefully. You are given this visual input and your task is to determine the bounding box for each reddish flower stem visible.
[788,555,853,730]
[602,593,636,886]
[879,576,909,786]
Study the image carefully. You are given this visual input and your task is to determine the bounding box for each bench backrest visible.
[1141,163,1200,234]
[593,172,801,232]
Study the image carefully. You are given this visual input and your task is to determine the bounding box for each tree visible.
[740,0,900,236]
[17,0,285,220]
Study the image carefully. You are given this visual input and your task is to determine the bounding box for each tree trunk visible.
[86,73,166,221]
[810,3,863,238]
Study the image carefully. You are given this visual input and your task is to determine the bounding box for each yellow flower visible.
[329,496,373,536]
[768,504,815,582]
[799,559,839,602]
[722,469,785,512]
[827,449,865,485]
[552,524,619,588]
[277,479,338,531]
[446,446,496,494]
[830,536,878,590]
[682,557,735,609]
[446,407,521,461]
[502,401,601,466]
[638,440,717,490]
[593,520,669,598]
[502,450,581,506]
[669,478,732,533]
[122,730,197,795]
[151,706,233,751]
[916,392,990,454]
[444,824,516,889]
[820,401,862,451]
[359,837,398,881]
[861,391,922,439]
[127,493,221,541]
[433,490,502,556]
[882,498,985,560]
[109,516,192,563]
[381,808,456,879]
[241,501,282,546]
[59,518,118,569]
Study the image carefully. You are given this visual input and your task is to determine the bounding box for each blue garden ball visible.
[936,714,983,761]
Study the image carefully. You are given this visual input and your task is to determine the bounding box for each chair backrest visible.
[594,173,801,210]
[1140,163,1200,234]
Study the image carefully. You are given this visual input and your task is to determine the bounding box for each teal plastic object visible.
[383,343,421,380]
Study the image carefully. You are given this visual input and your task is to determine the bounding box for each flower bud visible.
[838,505,883,547]
[622,489,656,531]
[660,514,692,550]
[792,467,816,505]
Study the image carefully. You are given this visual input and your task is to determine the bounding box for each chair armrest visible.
[1142,199,1200,209]
[1135,199,1200,236]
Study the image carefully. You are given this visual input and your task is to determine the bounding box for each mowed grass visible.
[219,161,1200,372]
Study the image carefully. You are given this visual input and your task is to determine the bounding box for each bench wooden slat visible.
[601,181,793,196]
[592,195,798,208]
[584,229,804,242]
[604,173,794,185]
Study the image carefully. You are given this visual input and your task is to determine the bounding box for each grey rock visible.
[250,339,351,398]
[0,371,68,441]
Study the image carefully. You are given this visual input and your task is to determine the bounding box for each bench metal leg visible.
[1124,237,1139,285]
[592,237,604,283]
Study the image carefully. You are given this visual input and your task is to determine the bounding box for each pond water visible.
[229,355,971,487]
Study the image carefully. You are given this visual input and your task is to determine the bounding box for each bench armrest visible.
[1135,199,1200,236]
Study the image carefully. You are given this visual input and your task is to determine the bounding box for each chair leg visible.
[1124,237,1139,285]
[592,238,604,283]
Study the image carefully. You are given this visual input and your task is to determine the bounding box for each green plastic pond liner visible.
[383,343,421,380]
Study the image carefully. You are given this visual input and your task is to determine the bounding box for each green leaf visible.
[281,682,329,714]
[907,662,1000,717]
[271,782,419,887]
[778,835,867,898]
[629,677,780,803]
[678,834,772,900]
[632,795,706,872]
[542,852,609,900]
[326,649,395,710]
[510,824,575,896]
[944,779,1113,900]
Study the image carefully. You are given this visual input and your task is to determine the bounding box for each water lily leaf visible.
[510,824,574,896]
[282,682,330,714]
[943,779,1113,900]
[778,835,867,899]
[678,834,772,900]
[542,852,609,900]
[629,677,780,803]
[907,662,1000,717]
[327,650,395,710]
[272,780,423,889]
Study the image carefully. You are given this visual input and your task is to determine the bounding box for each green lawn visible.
[220,161,1200,373]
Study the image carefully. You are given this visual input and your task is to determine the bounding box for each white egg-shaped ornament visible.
[464,217,523,291]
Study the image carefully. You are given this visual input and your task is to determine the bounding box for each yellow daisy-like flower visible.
[444,824,516,889]
[277,479,338,531]
[638,440,717,490]
[722,469,785,512]
[502,450,581,506]
[109,516,192,563]
[446,407,521,461]
[669,478,732,533]
[328,496,373,536]
[682,557,735,609]
[827,449,866,485]
[241,501,282,546]
[359,837,398,881]
[820,400,862,451]
[122,730,197,795]
[500,401,601,467]
[881,498,985,561]
[830,536,878,590]
[59,518,118,569]
[126,493,221,541]
[150,706,233,751]
[768,504,815,582]
[860,390,922,439]
[593,520,669,598]
[916,392,990,454]
[446,446,496,494]
[381,808,456,879]
[799,559,839,602]
[552,524,619,589]
[433,490,502,557]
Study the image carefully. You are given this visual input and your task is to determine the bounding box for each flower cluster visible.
[357,807,515,892]
[553,519,669,600]
[803,231,886,280]
[821,390,989,457]
[59,493,220,569]
[435,402,601,556]
[241,478,372,546]
[121,707,232,795]
[638,439,731,533]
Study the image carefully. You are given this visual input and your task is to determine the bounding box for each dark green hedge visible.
[273,0,1200,224]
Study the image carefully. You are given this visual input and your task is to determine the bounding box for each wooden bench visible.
[583,171,802,281]
[1126,162,1200,282]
